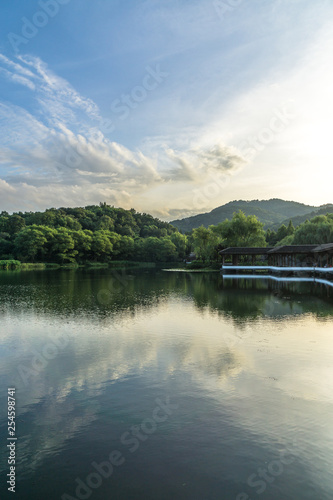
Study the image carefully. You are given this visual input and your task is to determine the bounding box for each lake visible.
[0,268,333,499]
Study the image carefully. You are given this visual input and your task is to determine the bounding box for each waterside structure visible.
[219,244,333,277]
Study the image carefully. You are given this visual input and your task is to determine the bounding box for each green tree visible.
[113,235,135,260]
[286,220,295,235]
[293,215,333,244]
[8,215,26,235]
[219,211,266,247]
[50,228,77,263]
[170,232,187,260]
[0,236,14,258]
[91,231,114,261]
[97,215,115,231]
[138,237,177,262]
[72,230,93,262]
[192,226,213,262]
[14,227,48,261]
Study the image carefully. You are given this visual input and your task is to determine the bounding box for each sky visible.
[0,0,333,220]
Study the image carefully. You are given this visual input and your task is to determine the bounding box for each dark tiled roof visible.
[220,244,333,256]
[268,245,317,254]
[219,247,273,255]
[313,243,333,253]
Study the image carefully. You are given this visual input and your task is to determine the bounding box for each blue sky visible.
[0,0,333,219]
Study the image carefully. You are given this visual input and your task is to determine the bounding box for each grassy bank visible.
[162,261,221,273]
[0,261,60,271]
[183,261,221,271]
[0,260,22,270]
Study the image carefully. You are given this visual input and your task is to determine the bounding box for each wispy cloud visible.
[0,66,35,90]
[0,53,247,216]
[0,54,35,78]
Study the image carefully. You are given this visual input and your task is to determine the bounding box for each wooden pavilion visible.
[219,244,333,276]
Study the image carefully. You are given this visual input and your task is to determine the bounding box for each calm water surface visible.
[0,268,333,499]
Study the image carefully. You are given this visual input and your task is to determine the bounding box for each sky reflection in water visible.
[0,269,332,499]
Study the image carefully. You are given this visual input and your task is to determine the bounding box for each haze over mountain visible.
[171,199,333,233]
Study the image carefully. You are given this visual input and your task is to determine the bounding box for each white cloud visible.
[0,54,35,78]
[0,53,248,216]
[0,66,35,90]
[1,7,333,220]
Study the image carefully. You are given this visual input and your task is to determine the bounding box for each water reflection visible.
[0,269,332,499]
[1,268,332,321]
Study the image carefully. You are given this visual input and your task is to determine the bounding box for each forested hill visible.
[0,204,187,264]
[270,203,333,230]
[171,199,321,232]
[0,204,175,237]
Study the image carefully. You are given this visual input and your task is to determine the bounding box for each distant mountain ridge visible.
[170,199,333,232]
[271,203,333,230]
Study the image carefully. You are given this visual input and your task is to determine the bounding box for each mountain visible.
[270,204,333,230]
[170,199,327,232]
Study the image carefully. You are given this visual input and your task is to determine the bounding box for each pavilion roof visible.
[219,245,327,255]
[219,244,333,256]
[313,243,333,253]
[219,247,273,255]
[268,245,318,254]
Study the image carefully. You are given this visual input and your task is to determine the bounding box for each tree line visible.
[0,204,332,265]
[190,211,333,263]
[0,204,188,264]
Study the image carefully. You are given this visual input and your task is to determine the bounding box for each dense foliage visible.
[0,204,188,264]
[266,214,333,246]
[190,211,267,263]
[1,204,332,266]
